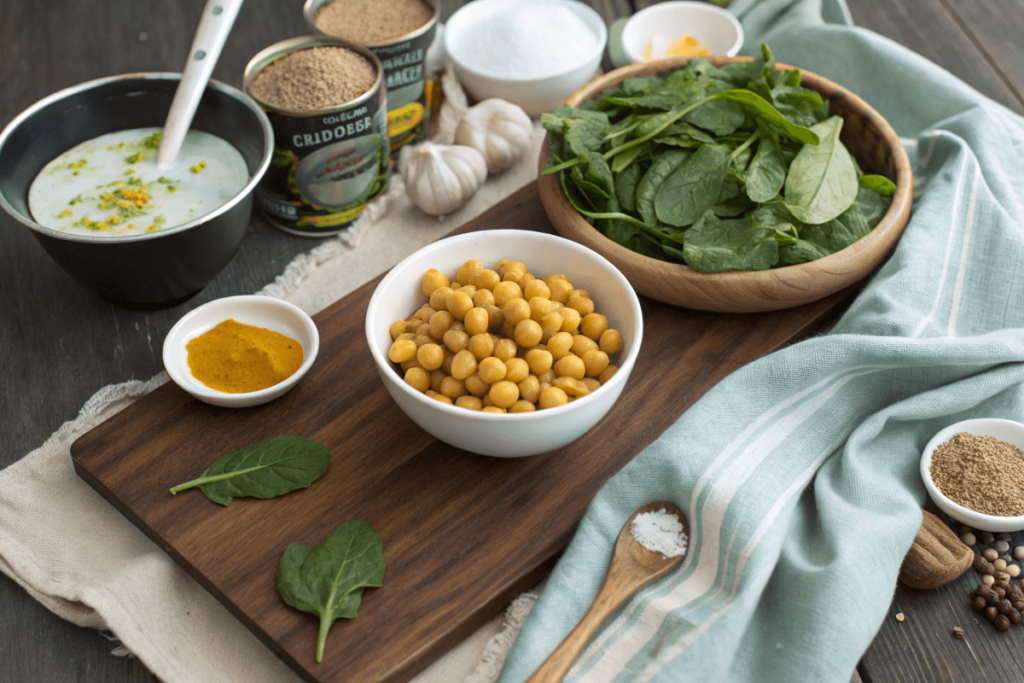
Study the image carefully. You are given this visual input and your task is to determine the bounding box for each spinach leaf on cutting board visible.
[169,435,329,506]
[277,520,386,662]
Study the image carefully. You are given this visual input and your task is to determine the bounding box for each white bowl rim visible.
[365,229,644,421]
[443,0,609,84]
[162,295,320,404]
[920,417,1024,528]
[621,1,745,64]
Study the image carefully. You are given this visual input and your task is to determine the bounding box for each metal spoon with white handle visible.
[156,0,244,170]
[524,501,689,683]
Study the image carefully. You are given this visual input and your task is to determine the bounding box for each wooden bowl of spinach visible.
[537,46,912,313]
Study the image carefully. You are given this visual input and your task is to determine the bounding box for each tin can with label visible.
[304,0,440,154]
[244,36,390,236]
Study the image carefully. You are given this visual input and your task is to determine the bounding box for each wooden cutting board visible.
[71,182,856,683]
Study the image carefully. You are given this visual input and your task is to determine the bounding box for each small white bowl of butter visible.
[621,1,743,65]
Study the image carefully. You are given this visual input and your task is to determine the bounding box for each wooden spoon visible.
[524,501,689,683]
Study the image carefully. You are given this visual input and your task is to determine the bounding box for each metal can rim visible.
[243,36,386,118]
[302,0,440,49]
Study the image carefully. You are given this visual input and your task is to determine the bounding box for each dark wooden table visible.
[1,1,1022,681]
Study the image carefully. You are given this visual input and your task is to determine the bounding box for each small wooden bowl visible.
[537,57,913,313]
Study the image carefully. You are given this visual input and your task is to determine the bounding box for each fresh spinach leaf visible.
[169,435,329,506]
[655,144,732,227]
[636,149,690,225]
[684,99,745,136]
[784,116,858,224]
[859,174,897,196]
[778,203,871,263]
[277,520,385,662]
[616,163,642,212]
[856,185,892,226]
[610,141,651,173]
[745,138,787,202]
[682,210,780,272]
[712,90,820,145]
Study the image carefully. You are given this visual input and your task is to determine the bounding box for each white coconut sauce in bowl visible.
[28,127,248,237]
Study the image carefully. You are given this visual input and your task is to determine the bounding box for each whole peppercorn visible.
[996,571,1011,583]
[1011,610,1024,625]
[1009,565,1022,578]
[962,532,977,546]
[977,584,995,598]
[986,606,1000,622]
[974,554,996,575]
[1014,600,1024,611]
[995,559,1008,571]
[981,531,996,544]
[983,575,996,586]
[996,540,1011,553]
[984,548,1000,562]
[999,599,1014,614]
[996,614,1012,631]
[971,596,988,612]
[987,591,1002,605]
[1001,554,1014,564]
[997,532,1012,542]
[993,587,1007,600]
[1015,546,1024,561]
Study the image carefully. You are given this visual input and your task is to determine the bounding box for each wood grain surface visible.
[538,56,913,313]
[2,0,1023,682]
[70,182,854,683]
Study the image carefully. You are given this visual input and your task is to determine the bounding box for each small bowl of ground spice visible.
[163,295,319,408]
[922,419,1024,532]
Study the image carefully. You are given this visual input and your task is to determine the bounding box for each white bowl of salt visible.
[444,0,607,117]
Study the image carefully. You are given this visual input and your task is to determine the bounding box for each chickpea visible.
[457,259,483,286]
[554,376,590,397]
[547,332,574,360]
[514,319,543,347]
[447,290,474,320]
[415,333,434,348]
[559,308,581,333]
[503,297,531,326]
[493,338,517,362]
[538,368,556,385]
[413,306,435,322]
[580,313,609,341]
[599,329,623,354]
[417,343,445,370]
[540,312,564,336]
[543,273,569,286]
[429,287,453,312]
[504,357,530,383]
[547,278,574,303]
[450,349,478,380]
[495,259,510,272]
[405,319,424,336]
[430,393,454,406]
[389,320,407,339]
[468,333,495,360]
[570,289,590,300]
[429,311,455,339]
[404,366,430,392]
[442,352,455,374]
[421,269,450,296]
[400,357,421,371]
[598,364,618,384]
[456,395,483,411]
[458,285,477,299]
[493,281,524,308]
[538,386,569,409]
[470,269,500,290]
[501,320,516,339]
[566,296,595,316]
[396,332,415,342]
[440,375,467,399]
[481,406,506,414]
[478,356,507,383]
[389,339,417,363]
[519,272,536,289]
[582,377,601,393]
[489,380,520,408]
[474,289,496,307]
[582,349,610,377]
[526,348,553,375]
[500,261,526,284]
[529,296,553,322]
[450,321,466,333]
[465,373,490,397]
[509,400,536,413]
[464,307,490,336]
[430,369,446,392]
[518,375,541,403]
[523,279,551,300]
[555,353,586,380]
[485,304,504,330]
[443,329,469,353]
[571,334,598,357]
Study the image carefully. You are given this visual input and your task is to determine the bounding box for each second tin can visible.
[244,36,390,237]
[304,0,440,153]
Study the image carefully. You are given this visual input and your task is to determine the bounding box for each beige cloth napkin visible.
[0,69,546,683]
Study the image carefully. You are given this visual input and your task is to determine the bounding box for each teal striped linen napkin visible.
[498,1,1024,681]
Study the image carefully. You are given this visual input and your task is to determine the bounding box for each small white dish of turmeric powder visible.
[163,295,319,408]
[921,418,1024,532]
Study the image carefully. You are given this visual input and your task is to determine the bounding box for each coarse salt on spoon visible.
[524,501,689,683]
[156,0,244,170]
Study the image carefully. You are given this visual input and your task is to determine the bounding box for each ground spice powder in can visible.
[930,432,1024,516]
[313,0,433,43]
[250,46,376,113]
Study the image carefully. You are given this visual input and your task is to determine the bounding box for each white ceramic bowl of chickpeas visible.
[365,230,643,457]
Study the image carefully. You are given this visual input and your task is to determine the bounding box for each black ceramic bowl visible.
[0,73,273,308]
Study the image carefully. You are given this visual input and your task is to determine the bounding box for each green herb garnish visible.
[168,435,330,506]
[277,521,385,662]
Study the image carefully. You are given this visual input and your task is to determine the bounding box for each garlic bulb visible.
[401,141,487,216]
[454,99,533,175]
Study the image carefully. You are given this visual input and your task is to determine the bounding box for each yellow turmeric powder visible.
[186,319,303,393]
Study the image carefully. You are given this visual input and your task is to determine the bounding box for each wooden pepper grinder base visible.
[899,509,973,590]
